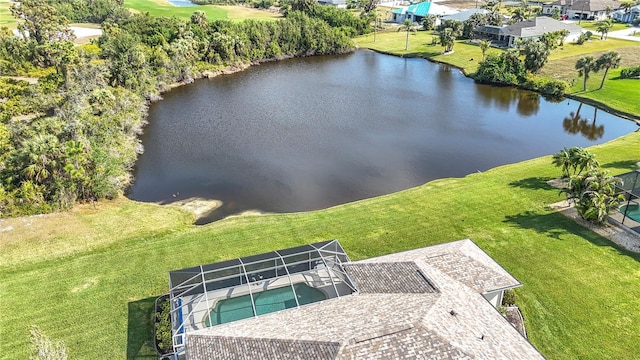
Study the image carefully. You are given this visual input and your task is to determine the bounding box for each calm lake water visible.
[129,50,638,223]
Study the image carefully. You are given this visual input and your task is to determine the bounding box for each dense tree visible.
[0,5,358,216]
[422,15,437,30]
[575,56,598,91]
[475,49,526,85]
[439,28,456,52]
[521,39,550,73]
[10,0,74,46]
[595,51,621,90]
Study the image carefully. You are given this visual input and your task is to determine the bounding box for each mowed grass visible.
[355,30,501,74]
[1,131,639,359]
[579,20,630,32]
[540,44,640,118]
[124,0,281,20]
[124,0,227,19]
[0,0,15,29]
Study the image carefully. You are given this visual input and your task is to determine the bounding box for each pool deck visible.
[177,268,353,334]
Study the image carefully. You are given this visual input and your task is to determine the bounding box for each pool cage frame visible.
[167,240,358,357]
[614,170,640,232]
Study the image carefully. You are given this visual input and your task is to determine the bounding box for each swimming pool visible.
[204,283,327,327]
[621,204,640,223]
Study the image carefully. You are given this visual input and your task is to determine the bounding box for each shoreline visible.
[360,47,640,123]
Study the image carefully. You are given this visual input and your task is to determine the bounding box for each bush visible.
[155,297,174,355]
[502,289,516,306]
[620,65,640,79]
[522,75,568,98]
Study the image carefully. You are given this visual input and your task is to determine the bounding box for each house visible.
[440,8,491,22]
[474,16,583,47]
[318,0,347,8]
[612,4,640,22]
[541,0,620,20]
[169,239,546,359]
[392,1,459,24]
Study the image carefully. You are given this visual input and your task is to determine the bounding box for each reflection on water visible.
[563,104,605,140]
[129,51,637,223]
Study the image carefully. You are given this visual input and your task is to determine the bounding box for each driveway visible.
[603,28,640,42]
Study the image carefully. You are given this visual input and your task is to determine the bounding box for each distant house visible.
[440,8,491,22]
[612,4,640,22]
[392,1,458,24]
[474,17,582,47]
[541,0,620,20]
[318,0,347,7]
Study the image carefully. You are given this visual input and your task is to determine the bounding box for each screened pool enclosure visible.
[613,170,640,233]
[167,240,357,355]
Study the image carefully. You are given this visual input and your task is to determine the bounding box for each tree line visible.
[0,0,368,216]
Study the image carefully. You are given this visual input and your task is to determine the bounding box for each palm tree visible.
[479,40,491,61]
[552,147,574,178]
[398,19,417,50]
[595,19,613,40]
[511,7,527,22]
[558,29,569,46]
[575,56,598,91]
[595,51,621,90]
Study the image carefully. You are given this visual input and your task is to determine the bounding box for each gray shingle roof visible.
[187,335,341,360]
[185,239,543,359]
[342,262,437,294]
[505,17,582,37]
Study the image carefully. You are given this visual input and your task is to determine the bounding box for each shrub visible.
[620,65,640,79]
[155,297,174,355]
[502,289,517,306]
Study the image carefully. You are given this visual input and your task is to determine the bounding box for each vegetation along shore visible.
[1,0,639,358]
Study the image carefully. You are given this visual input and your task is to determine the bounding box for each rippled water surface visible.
[129,50,637,222]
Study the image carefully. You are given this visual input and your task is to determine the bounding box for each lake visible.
[128,50,638,223]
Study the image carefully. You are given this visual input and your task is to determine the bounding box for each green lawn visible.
[355,30,501,74]
[1,131,639,359]
[0,0,15,29]
[579,20,630,32]
[124,0,228,19]
[124,0,281,21]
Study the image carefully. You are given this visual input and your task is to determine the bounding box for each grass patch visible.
[540,45,640,117]
[223,5,282,20]
[124,0,227,20]
[124,0,281,21]
[0,0,15,29]
[355,30,501,74]
[579,20,630,32]
[1,131,639,359]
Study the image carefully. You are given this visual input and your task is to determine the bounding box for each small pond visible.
[128,50,638,223]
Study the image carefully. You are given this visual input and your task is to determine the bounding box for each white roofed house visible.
[391,1,459,24]
[474,16,583,47]
[167,239,546,359]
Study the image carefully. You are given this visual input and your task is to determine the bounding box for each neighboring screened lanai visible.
[614,170,640,232]
[167,240,358,356]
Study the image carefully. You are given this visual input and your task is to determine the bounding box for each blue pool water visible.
[621,204,640,222]
[204,283,327,327]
